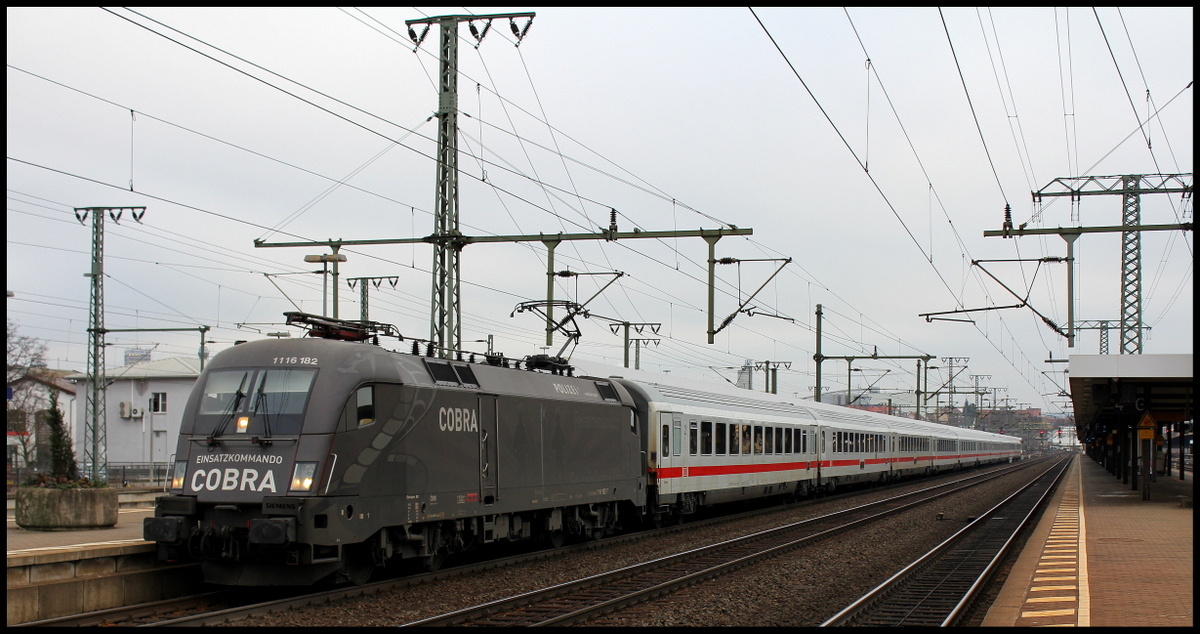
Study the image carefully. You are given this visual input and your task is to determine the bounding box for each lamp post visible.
[303,251,347,318]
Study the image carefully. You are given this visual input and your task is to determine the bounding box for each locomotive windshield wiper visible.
[252,376,273,445]
[208,372,249,443]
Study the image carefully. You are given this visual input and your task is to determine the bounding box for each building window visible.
[150,392,167,413]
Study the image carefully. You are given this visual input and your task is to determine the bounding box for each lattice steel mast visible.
[1024,174,1192,353]
[78,206,145,480]
[406,12,535,354]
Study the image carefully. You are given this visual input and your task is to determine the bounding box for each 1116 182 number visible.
[273,356,318,365]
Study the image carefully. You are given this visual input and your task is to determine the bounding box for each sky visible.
[7,7,1194,417]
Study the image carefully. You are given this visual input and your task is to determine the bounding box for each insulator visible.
[411,341,419,355]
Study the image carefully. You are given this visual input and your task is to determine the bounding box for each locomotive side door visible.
[479,395,498,505]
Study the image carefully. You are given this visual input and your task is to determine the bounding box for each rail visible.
[401,461,1039,626]
[821,455,1071,626]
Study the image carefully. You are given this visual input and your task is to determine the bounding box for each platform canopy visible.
[1068,354,1193,441]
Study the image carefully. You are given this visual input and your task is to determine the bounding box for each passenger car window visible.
[701,421,713,455]
[715,422,727,455]
[689,421,698,455]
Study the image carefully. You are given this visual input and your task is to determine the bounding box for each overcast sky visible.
[7,7,1194,415]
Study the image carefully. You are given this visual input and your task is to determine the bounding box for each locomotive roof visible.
[203,338,634,407]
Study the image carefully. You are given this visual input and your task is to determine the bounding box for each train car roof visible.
[573,359,1017,443]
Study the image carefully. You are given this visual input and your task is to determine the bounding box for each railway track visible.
[821,455,1071,627]
[401,460,1043,627]
[16,460,1039,627]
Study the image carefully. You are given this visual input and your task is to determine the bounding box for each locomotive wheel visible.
[423,549,445,572]
[343,548,374,586]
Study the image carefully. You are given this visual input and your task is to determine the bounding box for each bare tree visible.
[7,319,49,468]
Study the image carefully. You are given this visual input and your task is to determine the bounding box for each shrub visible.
[20,390,105,489]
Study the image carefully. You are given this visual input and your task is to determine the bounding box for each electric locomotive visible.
[144,314,644,586]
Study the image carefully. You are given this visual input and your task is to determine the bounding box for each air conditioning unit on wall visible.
[130,407,144,418]
[119,401,132,418]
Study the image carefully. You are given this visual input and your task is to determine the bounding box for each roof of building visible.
[1068,353,1193,437]
[64,355,202,382]
[8,370,78,394]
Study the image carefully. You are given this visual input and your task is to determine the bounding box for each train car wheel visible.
[547,529,566,549]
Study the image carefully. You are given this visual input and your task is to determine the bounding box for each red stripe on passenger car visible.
[656,462,809,479]
[655,452,1017,480]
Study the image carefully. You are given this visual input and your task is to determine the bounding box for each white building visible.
[6,370,78,469]
[67,356,201,468]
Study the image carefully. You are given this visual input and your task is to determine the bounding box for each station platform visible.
[7,490,157,554]
[983,453,1193,627]
[6,490,187,625]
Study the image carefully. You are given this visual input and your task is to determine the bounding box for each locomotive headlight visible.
[236,416,250,433]
[290,462,318,492]
[170,460,188,490]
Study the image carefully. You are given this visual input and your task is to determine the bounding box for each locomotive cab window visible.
[195,368,316,436]
[355,385,375,427]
